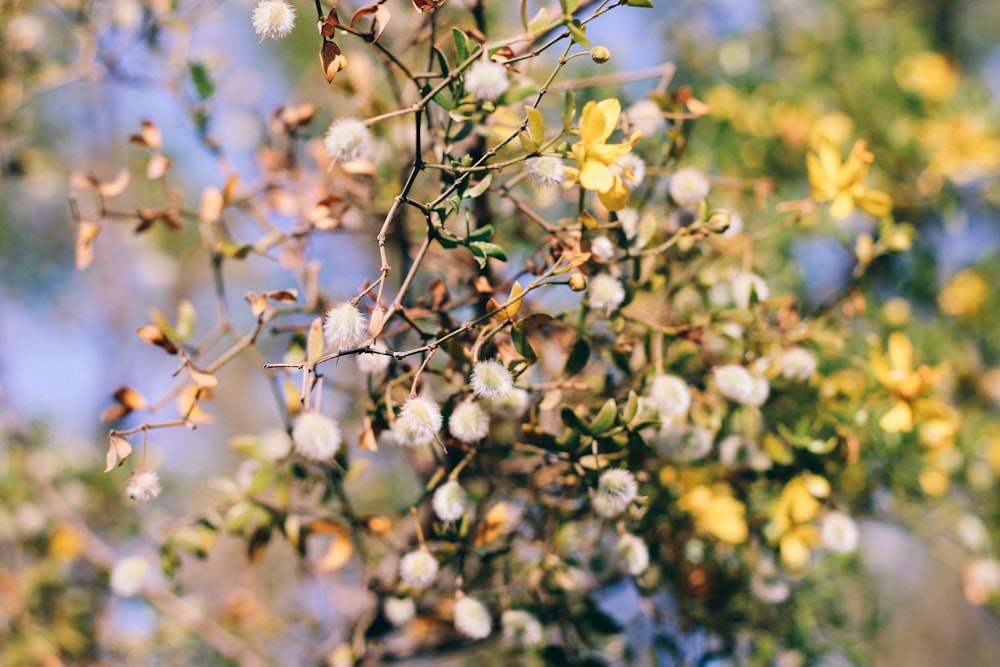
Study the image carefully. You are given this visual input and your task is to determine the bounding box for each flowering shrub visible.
[2,0,1000,664]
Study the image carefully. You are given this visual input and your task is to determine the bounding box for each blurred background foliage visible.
[1,0,1000,665]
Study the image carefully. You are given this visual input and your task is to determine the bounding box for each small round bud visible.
[470,359,514,400]
[449,401,490,443]
[432,479,468,522]
[384,597,416,626]
[292,411,342,460]
[590,46,611,64]
[568,274,587,292]
[395,396,443,446]
[125,470,162,502]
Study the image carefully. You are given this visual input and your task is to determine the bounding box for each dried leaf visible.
[200,186,224,224]
[96,169,131,197]
[309,520,353,571]
[75,222,101,271]
[137,325,179,355]
[474,502,510,546]
[367,306,386,338]
[139,119,162,150]
[351,3,391,41]
[685,95,711,117]
[114,386,148,411]
[177,384,214,423]
[360,415,378,452]
[104,436,133,473]
[100,403,129,423]
[489,280,524,322]
[306,317,324,363]
[245,292,268,318]
[264,289,299,304]
[412,0,446,13]
[320,40,349,83]
[222,174,240,204]
[429,277,449,308]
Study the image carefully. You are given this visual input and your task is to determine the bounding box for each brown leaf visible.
[360,415,378,452]
[100,403,129,423]
[114,386,148,411]
[351,3,391,41]
[320,7,341,37]
[75,222,101,271]
[245,292,268,318]
[412,0,446,13]
[320,40,349,83]
[222,174,240,204]
[309,520,353,571]
[104,436,133,473]
[429,277,449,308]
[139,119,162,150]
[474,502,510,546]
[137,325,179,355]
[366,515,392,535]
[489,281,524,322]
[264,289,299,304]
[96,169,131,197]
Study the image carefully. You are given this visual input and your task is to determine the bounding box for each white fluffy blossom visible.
[357,340,392,375]
[618,153,646,189]
[732,271,769,309]
[713,364,770,407]
[432,479,468,522]
[588,273,625,313]
[384,597,416,626]
[471,359,514,400]
[526,156,566,189]
[324,118,372,163]
[669,166,710,206]
[590,236,616,263]
[465,59,509,101]
[125,470,162,502]
[779,346,817,381]
[617,533,650,575]
[251,0,295,41]
[449,401,490,443]
[751,558,790,603]
[110,556,149,597]
[491,387,530,417]
[324,301,368,352]
[292,411,342,460]
[593,468,638,517]
[399,549,439,589]
[395,396,443,446]
[648,374,691,420]
[627,99,666,137]
[820,511,860,554]
[502,609,543,647]
[454,595,492,639]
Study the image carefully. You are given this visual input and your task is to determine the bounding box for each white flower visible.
[384,597,416,626]
[627,99,666,137]
[820,511,859,554]
[464,59,509,101]
[722,211,743,237]
[357,340,392,375]
[659,423,714,462]
[324,301,368,352]
[526,156,566,189]
[110,556,149,597]
[491,387,530,417]
[501,609,543,647]
[731,271,769,309]
[779,346,817,381]
[648,374,691,420]
[454,595,491,639]
[251,0,295,41]
[471,359,514,400]
[617,533,650,575]
[125,470,162,502]
[669,166,710,206]
[395,396,443,446]
[751,558,790,603]
[964,558,1000,605]
[399,549,439,589]
[593,469,638,517]
[292,411,342,460]
[618,153,646,189]
[449,401,490,443]
[590,236,616,263]
[432,480,468,522]
[7,14,45,52]
[588,273,625,313]
[956,514,992,554]
[324,118,372,163]
[713,364,769,407]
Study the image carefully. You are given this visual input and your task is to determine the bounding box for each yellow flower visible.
[766,474,829,571]
[919,114,1000,186]
[894,52,959,102]
[807,139,893,219]
[938,269,988,317]
[870,332,941,432]
[564,99,640,211]
[678,484,748,544]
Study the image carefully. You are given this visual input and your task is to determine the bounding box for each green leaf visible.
[625,0,654,6]
[469,241,508,266]
[567,19,589,47]
[218,240,253,259]
[467,224,494,242]
[526,106,545,146]
[590,398,617,435]
[562,89,576,129]
[512,326,537,362]
[564,338,590,376]
[464,173,493,199]
[561,407,590,435]
[622,391,639,423]
[435,227,462,248]
[518,313,554,329]
[188,61,215,100]
[452,28,470,64]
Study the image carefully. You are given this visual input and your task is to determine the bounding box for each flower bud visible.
[590,46,611,64]
[568,274,587,291]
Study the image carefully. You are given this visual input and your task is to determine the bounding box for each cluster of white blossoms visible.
[448,401,489,443]
[617,533,650,576]
[525,156,566,189]
[125,470,162,502]
[432,479,468,522]
[324,118,373,164]
[732,271,770,309]
[627,99,666,137]
[399,548,439,589]
[779,346,818,381]
[590,235,616,263]
[587,273,625,313]
[291,411,342,460]
[464,59,509,101]
[713,364,770,407]
[820,510,860,554]
[648,374,692,421]
[324,301,368,352]
[501,609,544,647]
[251,0,295,42]
[593,468,638,518]
[454,595,492,639]
[383,597,416,626]
[395,396,443,446]
[669,166,710,206]
[470,359,514,400]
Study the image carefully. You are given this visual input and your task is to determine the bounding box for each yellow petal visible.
[579,160,614,192]
[779,533,812,571]
[887,332,913,372]
[581,98,621,144]
[597,176,630,211]
[879,400,913,432]
[858,189,893,217]
[829,192,855,219]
